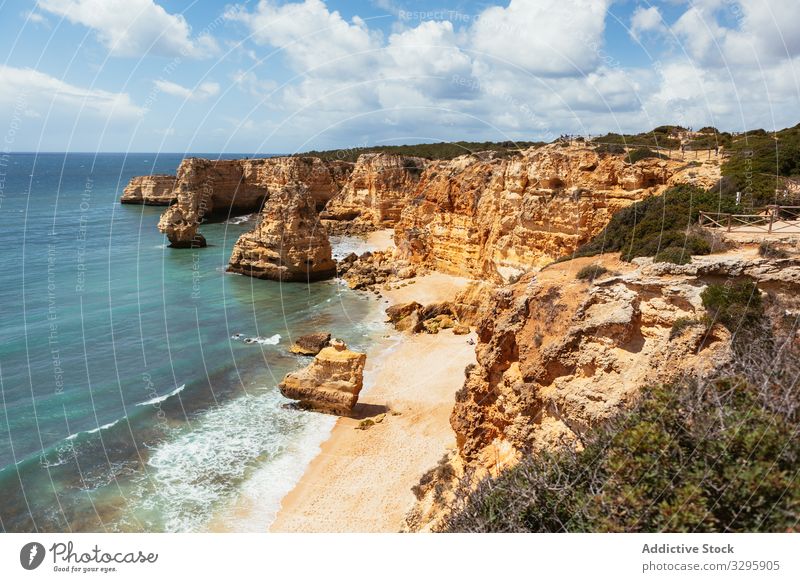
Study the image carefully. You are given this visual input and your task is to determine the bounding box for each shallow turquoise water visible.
[0,153,379,532]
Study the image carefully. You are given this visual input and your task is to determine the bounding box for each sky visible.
[0,0,798,153]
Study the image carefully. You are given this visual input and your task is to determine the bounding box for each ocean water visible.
[0,153,383,532]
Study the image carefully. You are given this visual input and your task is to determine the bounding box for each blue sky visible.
[0,0,798,153]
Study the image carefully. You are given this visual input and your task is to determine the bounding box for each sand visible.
[267,272,475,532]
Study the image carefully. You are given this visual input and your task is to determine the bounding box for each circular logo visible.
[20,542,46,570]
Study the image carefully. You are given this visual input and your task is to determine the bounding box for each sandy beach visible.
[269,270,475,532]
[210,231,476,532]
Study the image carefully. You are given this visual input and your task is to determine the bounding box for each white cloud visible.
[225,0,380,76]
[22,10,50,26]
[230,70,277,97]
[671,0,800,67]
[0,64,143,117]
[218,0,799,149]
[471,0,612,75]
[37,0,218,58]
[154,80,220,101]
[630,6,664,41]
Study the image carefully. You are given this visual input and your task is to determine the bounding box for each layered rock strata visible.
[119,175,177,205]
[227,183,336,282]
[405,251,800,531]
[322,153,427,229]
[153,156,349,247]
[394,144,720,282]
[278,341,367,415]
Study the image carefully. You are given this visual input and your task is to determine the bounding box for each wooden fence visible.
[699,206,800,233]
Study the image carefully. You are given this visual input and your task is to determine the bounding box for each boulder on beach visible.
[278,341,367,415]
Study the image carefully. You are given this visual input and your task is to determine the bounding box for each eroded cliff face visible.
[395,144,720,282]
[227,182,336,282]
[451,258,731,465]
[322,153,427,229]
[119,175,177,205]
[154,156,349,247]
[405,251,800,531]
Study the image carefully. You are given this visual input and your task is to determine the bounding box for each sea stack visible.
[278,340,367,415]
[157,205,207,248]
[227,182,336,281]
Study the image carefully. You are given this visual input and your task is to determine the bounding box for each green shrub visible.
[575,264,609,281]
[627,147,666,163]
[721,124,800,206]
[594,143,625,155]
[442,377,800,532]
[298,140,545,162]
[700,281,762,332]
[573,185,737,262]
[653,246,691,264]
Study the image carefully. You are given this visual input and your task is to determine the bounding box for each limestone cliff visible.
[152,156,349,247]
[405,251,800,531]
[227,182,336,282]
[322,153,427,230]
[395,144,720,282]
[119,175,177,205]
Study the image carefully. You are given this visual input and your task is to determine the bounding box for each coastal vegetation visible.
[298,140,545,162]
[720,123,800,206]
[572,184,734,261]
[442,281,799,532]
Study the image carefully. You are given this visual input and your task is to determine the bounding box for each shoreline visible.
[269,271,475,532]
[210,230,476,532]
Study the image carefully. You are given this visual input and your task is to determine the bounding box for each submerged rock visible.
[278,342,367,415]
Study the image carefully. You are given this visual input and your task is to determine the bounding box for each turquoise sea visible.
[0,153,382,532]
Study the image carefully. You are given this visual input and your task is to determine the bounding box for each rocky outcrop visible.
[451,265,732,463]
[289,332,331,356]
[157,206,207,248]
[395,144,720,282]
[154,156,350,247]
[405,254,767,531]
[322,153,427,229]
[337,250,420,290]
[278,341,367,415]
[120,175,176,205]
[227,183,336,282]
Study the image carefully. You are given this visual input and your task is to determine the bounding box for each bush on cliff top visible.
[442,375,799,532]
[575,264,609,281]
[443,283,799,533]
[573,184,736,261]
[298,140,545,162]
[721,124,800,206]
[700,281,763,333]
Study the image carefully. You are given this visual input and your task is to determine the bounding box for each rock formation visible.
[289,332,332,356]
[394,143,720,282]
[157,206,207,248]
[322,153,427,230]
[119,175,176,205]
[404,249,800,531]
[227,183,337,282]
[151,156,350,247]
[337,250,419,290]
[278,341,367,415]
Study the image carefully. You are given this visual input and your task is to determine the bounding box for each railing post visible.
[727,214,732,232]
[768,207,775,233]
